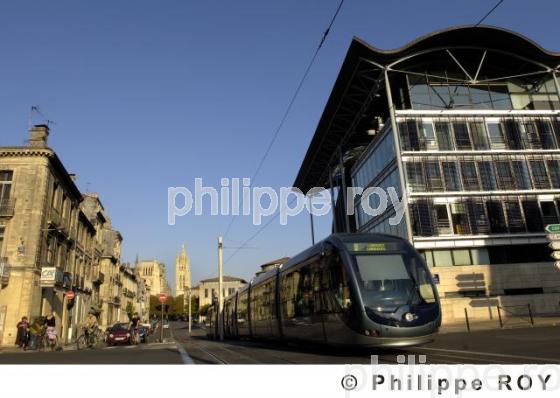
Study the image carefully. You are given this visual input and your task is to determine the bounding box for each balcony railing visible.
[0,198,15,217]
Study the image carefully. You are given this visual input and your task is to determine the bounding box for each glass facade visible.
[406,71,559,111]
[351,128,407,238]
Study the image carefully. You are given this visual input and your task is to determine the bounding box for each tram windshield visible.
[352,251,436,312]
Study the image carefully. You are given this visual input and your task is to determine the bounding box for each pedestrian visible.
[28,317,43,350]
[15,316,30,350]
[44,312,58,350]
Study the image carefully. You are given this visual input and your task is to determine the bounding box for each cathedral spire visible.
[175,243,191,297]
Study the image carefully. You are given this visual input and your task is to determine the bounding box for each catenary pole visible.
[218,236,224,340]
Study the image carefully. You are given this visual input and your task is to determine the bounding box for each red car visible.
[106,323,131,346]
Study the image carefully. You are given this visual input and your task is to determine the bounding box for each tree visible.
[198,304,211,316]
[125,302,135,320]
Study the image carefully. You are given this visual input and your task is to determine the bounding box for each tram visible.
[206,233,440,347]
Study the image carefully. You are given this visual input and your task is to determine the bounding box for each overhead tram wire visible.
[222,0,346,241]
[224,196,299,265]
[475,0,504,26]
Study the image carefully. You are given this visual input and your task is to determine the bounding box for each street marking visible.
[411,347,560,363]
[176,343,194,365]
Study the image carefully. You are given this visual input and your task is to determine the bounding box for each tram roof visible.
[292,25,560,194]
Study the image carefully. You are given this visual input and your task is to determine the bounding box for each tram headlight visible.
[404,312,418,322]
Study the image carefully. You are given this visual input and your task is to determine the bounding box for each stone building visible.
[136,260,169,296]
[99,228,123,328]
[0,125,129,344]
[195,276,247,308]
[134,267,150,321]
[118,263,137,323]
[0,126,94,344]
[175,243,191,297]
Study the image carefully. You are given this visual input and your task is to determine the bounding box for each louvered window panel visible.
[466,199,490,235]
[398,121,420,151]
[487,201,508,233]
[460,161,480,191]
[470,122,489,150]
[495,161,514,190]
[504,201,525,233]
[522,200,544,232]
[521,122,542,149]
[504,120,523,149]
[410,200,435,237]
[536,120,556,149]
[434,122,454,150]
[442,162,461,191]
[547,160,560,188]
[478,161,497,191]
[425,161,443,191]
[451,203,471,235]
[511,161,532,190]
[434,204,451,235]
[453,122,472,149]
[541,202,559,225]
[405,162,425,192]
[529,160,550,189]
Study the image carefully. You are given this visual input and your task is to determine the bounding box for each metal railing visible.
[497,304,534,328]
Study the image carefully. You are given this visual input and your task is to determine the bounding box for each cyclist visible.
[129,312,141,344]
[81,311,99,347]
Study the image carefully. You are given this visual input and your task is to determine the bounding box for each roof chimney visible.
[28,124,49,148]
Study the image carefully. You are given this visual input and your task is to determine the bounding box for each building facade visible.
[195,276,247,308]
[0,127,95,343]
[293,26,560,324]
[0,125,135,344]
[136,260,169,296]
[175,243,191,297]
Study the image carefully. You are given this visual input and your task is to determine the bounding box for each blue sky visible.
[1,0,558,291]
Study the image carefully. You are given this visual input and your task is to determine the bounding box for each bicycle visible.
[76,327,103,350]
[36,327,58,352]
[130,327,140,345]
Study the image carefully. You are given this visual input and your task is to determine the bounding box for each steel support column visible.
[384,68,414,242]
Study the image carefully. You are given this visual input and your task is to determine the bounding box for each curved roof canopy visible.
[293,25,560,193]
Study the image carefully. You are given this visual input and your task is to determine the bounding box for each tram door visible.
[320,249,353,344]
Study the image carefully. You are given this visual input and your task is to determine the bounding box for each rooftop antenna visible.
[28,105,56,132]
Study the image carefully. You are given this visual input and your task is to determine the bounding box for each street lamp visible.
[182,285,192,334]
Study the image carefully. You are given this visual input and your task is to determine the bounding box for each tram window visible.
[353,253,436,308]
[295,267,314,316]
[355,254,409,283]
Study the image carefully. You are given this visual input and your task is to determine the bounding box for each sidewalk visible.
[0,343,78,354]
[440,315,560,333]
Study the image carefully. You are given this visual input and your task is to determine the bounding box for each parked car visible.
[106,323,131,346]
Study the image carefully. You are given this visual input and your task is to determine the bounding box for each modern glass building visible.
[294,26,560,320]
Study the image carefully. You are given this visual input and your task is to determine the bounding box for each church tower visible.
[175,243,191,297]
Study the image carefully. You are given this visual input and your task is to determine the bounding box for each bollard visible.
[464,307,471,332]
[497,305,503,328]
[528,303,534,326]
